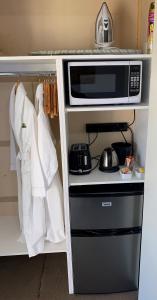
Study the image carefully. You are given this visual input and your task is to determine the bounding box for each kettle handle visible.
[106,148,112,167]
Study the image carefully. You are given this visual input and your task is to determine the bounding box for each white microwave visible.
[67,61,142,106]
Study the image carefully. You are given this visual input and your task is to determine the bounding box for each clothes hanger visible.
[42,75,58,118]
[53,77,58,117]
[15,75,20,94]
[50,77,54,119]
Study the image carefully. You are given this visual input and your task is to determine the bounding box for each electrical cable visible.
[87,133,90,145]
[92,155,101,160]
[91,157,100,172]
[120,130,128,143]
[127,110,135,155]
[88,132,99,146]
[129,110,136,126]
[128,126,134,155]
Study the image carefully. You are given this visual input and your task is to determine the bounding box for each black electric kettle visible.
[99,147,119,173]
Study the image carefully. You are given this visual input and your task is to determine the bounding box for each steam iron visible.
[95,2,114,49]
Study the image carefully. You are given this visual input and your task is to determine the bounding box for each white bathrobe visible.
[10,83,47,257]
[9,84,23,231]
[35,83,65,243]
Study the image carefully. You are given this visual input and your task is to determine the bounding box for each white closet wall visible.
[139,4,157,298]
[0,83,17,216]
[68,111,133,154]
[0,0,140,55]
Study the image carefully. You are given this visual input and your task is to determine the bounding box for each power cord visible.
[128,110,135,155]
[120,130,128,143]
[127,126,134,155]
[129,110,136,126]
[88,132,99,146]
[91,157,100,172]
[120,110,135,152]
[120,126,134,155]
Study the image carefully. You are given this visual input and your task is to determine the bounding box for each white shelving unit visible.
[58,53,151,294]
[69,168,144,186]
[66,103,149,112]
[0,53,152,295]
[65,55,151,189]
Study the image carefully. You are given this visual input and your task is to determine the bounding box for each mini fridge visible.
[69,183,144,294]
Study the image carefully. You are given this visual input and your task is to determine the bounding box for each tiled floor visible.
[0,253,138,300]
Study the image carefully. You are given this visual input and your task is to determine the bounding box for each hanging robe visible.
[9,84,23,230]
[35,83,65,243]
[9,84,17,171]
[10,83,47,257]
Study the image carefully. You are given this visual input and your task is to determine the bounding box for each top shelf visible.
[0,54,152,63]
[66,103,149,112]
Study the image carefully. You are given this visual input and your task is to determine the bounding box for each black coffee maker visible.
[111,142,132,165]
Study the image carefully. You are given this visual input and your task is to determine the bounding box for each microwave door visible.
[69,65,129,105]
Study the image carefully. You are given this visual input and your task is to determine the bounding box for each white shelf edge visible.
[69,168,144,186]
[66,104,149,112]
[0,216,66,256]
[69,179,144,186]
[0,54,152,63]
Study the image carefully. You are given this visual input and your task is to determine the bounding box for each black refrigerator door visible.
[72,232,141,294]
[70,183,144,230]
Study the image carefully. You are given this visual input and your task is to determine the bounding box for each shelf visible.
[69,168,144,186]
[0,54,151,63]
[66,103,149,112]
[0,216,66,256]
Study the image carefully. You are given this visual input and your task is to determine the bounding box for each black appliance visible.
[70,183,144,294]
[69,144,92,175]
[99,147,119,172]
[112,142,132,165]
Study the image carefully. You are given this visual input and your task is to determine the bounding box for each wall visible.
[68,111,133,158]
[139,1,157,299]
[0,0,140,55]
[0,83,18,215]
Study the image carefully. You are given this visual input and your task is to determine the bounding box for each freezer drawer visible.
[70,184,144,230]
[72,232,141,294]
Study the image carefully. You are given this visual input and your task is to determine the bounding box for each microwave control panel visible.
[129,65,141,96]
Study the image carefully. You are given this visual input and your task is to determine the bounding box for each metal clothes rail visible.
[0,71,56,82]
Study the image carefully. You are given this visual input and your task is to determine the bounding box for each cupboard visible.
[0,53,151,291]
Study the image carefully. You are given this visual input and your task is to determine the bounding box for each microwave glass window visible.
[80,74,116,94]
[70,65,129,99]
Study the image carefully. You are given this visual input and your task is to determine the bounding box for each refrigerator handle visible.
[71,227,142,237]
